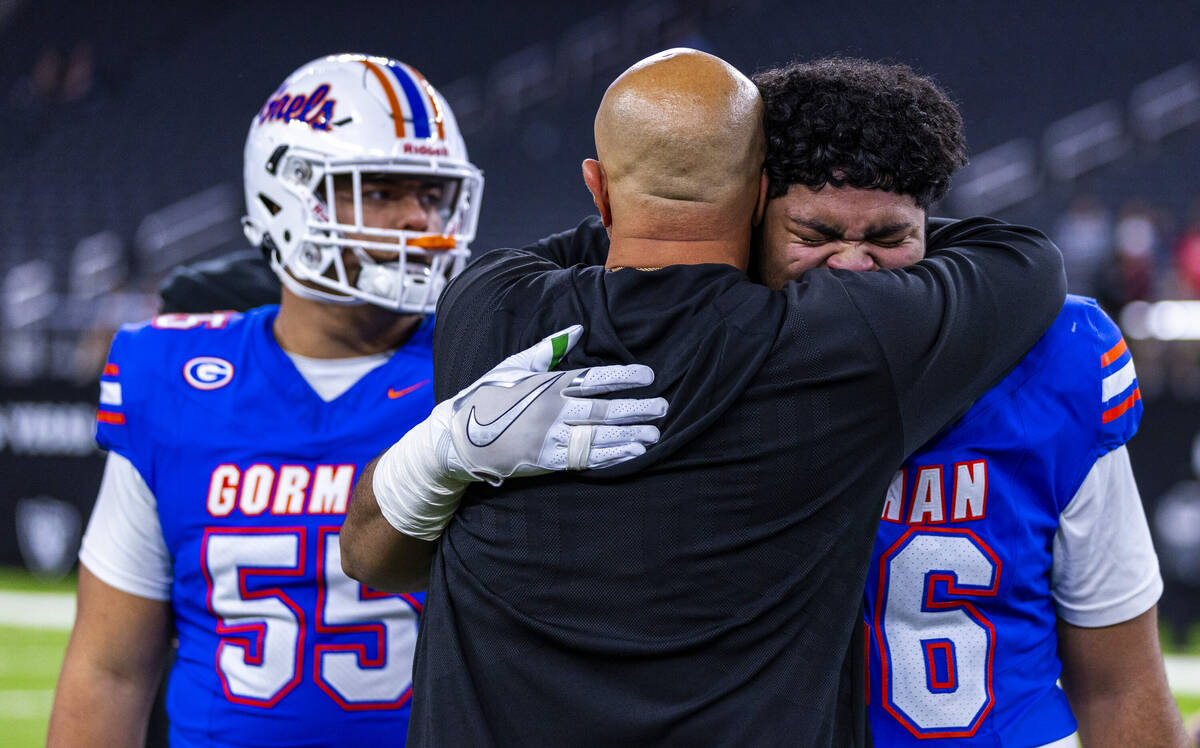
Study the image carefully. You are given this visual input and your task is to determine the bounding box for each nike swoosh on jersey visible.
[388,380,430,399]
[466,373,563,447]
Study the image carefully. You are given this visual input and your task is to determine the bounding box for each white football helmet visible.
[242,53,484,313]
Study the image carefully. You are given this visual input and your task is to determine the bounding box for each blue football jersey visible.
[96,307,436,748]
[864,296,1142,745]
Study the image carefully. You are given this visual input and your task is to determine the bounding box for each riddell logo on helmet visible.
[403,142,450,157]
[258,83,337,131]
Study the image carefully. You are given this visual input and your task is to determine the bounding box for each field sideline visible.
[2,577,1198,747]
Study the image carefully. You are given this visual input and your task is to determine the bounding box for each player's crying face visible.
[758,184,927,290]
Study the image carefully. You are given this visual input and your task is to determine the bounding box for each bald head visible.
[595,49,764,210]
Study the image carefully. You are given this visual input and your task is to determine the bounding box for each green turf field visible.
[0,624,69,747]
[0,567,75,747]
[1180,692,1200,713]
[0,566,1196,748]
[0,566,76,594]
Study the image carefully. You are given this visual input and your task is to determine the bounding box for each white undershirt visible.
[283,350,391,401]
[79,450,172,600]
[1051,444,1162,626]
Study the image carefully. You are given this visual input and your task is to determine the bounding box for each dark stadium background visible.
[2,0,1198,641]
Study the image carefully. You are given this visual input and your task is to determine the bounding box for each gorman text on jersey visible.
[206,464,356,517]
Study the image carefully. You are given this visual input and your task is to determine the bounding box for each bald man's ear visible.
[752,170,768,227]
[582,159,612,228]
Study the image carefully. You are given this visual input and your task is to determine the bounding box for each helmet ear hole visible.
[265,145,288,175]
[258,193,282,216]
[283,230,291,243]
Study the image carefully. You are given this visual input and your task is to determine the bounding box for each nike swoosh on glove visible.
[446,324,668,484]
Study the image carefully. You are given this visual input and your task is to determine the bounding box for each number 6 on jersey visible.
[875,528,1001,738]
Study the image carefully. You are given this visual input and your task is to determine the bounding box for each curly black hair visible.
[753,58,968,209]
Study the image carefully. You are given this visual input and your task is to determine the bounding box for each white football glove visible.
[445,324,668,484]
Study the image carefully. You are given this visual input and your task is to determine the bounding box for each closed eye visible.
[791,229,836,245]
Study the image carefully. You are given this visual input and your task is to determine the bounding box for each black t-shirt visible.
[411,216,1065,747]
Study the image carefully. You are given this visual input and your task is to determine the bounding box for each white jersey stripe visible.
[1101,359,1137,403]
[99,381,123,406]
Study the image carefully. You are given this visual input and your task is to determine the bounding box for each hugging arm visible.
[837,217,1066,454]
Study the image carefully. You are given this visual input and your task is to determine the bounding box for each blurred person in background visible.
[1100,199,1165,308]
[1175,197,1200,298]
[46,53,489,747]
[1053,194,1112,297]
[6,46,62,150]
[5,40,99,155]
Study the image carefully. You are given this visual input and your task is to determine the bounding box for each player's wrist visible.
[372,405,472,541]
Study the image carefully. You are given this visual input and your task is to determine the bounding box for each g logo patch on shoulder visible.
[184,357,235,390]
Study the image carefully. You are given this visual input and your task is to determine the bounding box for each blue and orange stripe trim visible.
[1102,388,1141,424]
[358,58,444,141]
[1100,338,1127,368]
[404,64,446,140]
[1100,337,1140,425]
[386,61,431,139]
[98,361,125,424]
[359,59,407,138]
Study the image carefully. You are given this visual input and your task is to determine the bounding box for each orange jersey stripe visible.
[407,65,446,140]
[360,59,406,138]
[1100,338,1128,367]
[103,363,119,376]
[97,410,126,425]
[1102,387,1141,424]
